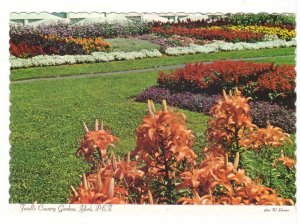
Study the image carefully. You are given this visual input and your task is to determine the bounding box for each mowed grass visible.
[10,71,209,203]
[10,47,295,81]
[105,38,160,52]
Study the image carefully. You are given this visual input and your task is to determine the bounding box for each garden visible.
[9,13,296,205]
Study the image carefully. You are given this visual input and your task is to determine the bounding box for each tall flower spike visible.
[83,122,89,133]
[100,121,104,130]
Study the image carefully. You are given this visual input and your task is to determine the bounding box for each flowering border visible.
[10,39,296,69]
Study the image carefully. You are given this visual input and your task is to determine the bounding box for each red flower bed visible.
[158,61,295,106]
[151,27,264,42]
[10,41,45,58]
[257,65,295,93]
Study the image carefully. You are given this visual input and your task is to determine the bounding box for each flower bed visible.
[10,34,111,58]
[228,26,295,40]
[10,20,149,39]
[164,39,296,55]
[134,86,295,133]
[9,20,148,58]
[10,39,296,68]
[151,26,265,42]
[157,60,295,107]
[10,49,162,68]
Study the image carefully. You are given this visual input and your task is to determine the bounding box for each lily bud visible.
[108,178,115,199]
[162,100,168,113]
[234,152,240,169]
[83,122,89,133]
[95,119,99,131]
[147,100,154,116]
[150,100,156,113]
[222,89,228,100]
[111,152,117,171]
[70,185,78,198]
[127,151,130,165]
[82,173,88,190]
[225,153,229,169]
[148,190,154,204]
[97,172,102,192]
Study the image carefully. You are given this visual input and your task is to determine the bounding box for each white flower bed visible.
[10,49,162,69]
[165,39,296,56]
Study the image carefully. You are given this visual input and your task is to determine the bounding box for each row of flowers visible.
[158,61,295,107]
[10,39,296,68]
[10,20,149,39]
[150,25,295,42]
[10,34,111,58]
[227,25,295,41]
[150,26,265,42]
[10,49,162,68]
[164,39,296,55]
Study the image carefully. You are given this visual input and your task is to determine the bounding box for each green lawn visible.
[105,38,160,52]
[10,47,295,81]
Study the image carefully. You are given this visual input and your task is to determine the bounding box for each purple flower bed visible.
[134,86,219,115]
[249,101,296,133]
[135,86,295,133]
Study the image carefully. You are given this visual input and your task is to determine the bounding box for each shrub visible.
[228,13,296,27]
[148,14,295,29]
